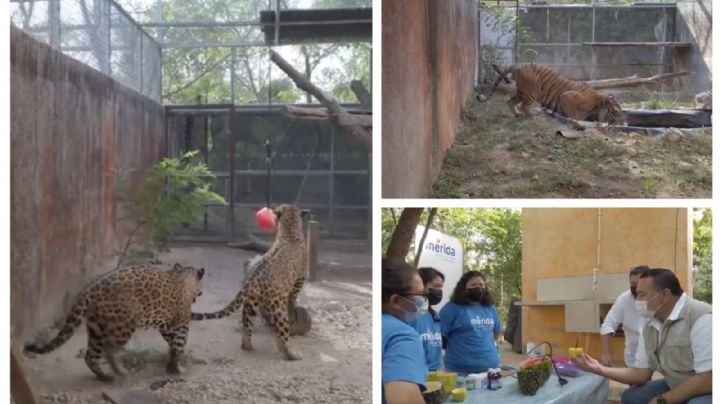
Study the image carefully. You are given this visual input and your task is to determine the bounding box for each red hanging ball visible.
[255,207,277,231]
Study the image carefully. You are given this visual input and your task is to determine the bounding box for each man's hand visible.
[572,353,604,374]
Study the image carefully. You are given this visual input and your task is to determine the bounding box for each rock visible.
[694,91,711,110]
[628,161,641,176]
[323,301,346,312]
[666,128,683,143]
[521,152,531,159]
[626,147,638,157]
[556,130,580,139]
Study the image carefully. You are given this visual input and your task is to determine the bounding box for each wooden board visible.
[537,276,594,302]
[337,113,373,127]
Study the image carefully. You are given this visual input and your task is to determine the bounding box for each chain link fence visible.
[11,0,162,101]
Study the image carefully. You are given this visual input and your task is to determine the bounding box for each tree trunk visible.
[413,208,438,267]
[385,208,424,263]
[585,70,691,90]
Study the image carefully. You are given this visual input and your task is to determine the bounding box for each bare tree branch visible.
[269,49,372,151]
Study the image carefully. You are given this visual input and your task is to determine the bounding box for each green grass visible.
[431,95,712,198]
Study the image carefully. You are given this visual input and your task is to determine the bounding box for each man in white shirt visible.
[573,268,712,404]
[600,265,649,367]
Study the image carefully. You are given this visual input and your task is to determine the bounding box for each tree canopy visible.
[693,208,712,304]
[382,208,523,322]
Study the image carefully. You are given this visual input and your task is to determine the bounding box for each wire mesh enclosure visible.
[166,105,370,241]
[11,0,162,101]
[478,2,689,83]
[12,0,372,242]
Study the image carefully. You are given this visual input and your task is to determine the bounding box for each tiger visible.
[493,63,625,125]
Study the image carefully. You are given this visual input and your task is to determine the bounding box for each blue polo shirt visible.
[382,313,428,404]
[408,312,443,371]
[440,302,502,373]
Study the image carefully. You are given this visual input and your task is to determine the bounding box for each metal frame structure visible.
[478,2,681,82]
[10,0,162,101]
[165,103,371,241]
[12,0,372,242]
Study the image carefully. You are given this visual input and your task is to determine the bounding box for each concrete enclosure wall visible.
[521,208,691,363]
[382,0,478,198]
[11,26,165,340]
[675,0,712,91]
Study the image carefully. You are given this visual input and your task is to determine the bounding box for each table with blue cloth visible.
[447,372,609,404]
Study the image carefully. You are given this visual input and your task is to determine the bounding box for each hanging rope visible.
[265,45,273,209]
[265,139,272,208]
[260,46,318,209]
[295,129,321,205]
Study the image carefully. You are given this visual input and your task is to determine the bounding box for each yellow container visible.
[428,371,458,400]
[451,387,468,402]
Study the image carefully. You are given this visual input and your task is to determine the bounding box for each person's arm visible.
[600,334,614,366]
[572,353,653,385]
[382,326,428,404]
[653,313,713,403]
[652,371,712,404]
[599,296,625,366]
[494,306,503,344]
[439,304,454,345]
[384,381,425,404]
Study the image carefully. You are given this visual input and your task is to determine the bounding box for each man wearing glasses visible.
[573,268,712,404]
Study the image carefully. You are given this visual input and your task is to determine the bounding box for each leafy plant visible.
[645,92,679,110]
[693,208,712,304]
[478,4,537,84]
[115,151,227,266]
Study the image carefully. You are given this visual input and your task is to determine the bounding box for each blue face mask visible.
[399,295,428,323]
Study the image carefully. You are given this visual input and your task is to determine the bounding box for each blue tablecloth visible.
[447,372,609,404]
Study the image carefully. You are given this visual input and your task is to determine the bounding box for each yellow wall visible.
[521,208,692,363]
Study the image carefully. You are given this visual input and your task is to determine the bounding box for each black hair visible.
[629,265,650,278]
[418,267,445,285]
[639,268,684,297]
[418,267,445,318]
[450,270,495,306]
[381,258,418,305]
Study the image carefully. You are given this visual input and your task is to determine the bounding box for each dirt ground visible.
[431,94,712,198]
[22,241,372,404]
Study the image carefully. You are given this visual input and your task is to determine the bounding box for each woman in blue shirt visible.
[440,270,503,374]
[408,267,445,371]
[381,258,428,404]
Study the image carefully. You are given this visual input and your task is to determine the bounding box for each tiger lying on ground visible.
[493,63,625,125]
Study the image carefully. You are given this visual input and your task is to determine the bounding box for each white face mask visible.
[635,292,662,318]
[398,295,428,323]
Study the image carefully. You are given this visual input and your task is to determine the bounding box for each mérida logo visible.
[425,238,457,257]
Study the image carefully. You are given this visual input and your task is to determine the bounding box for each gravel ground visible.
[25,243,372,404]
